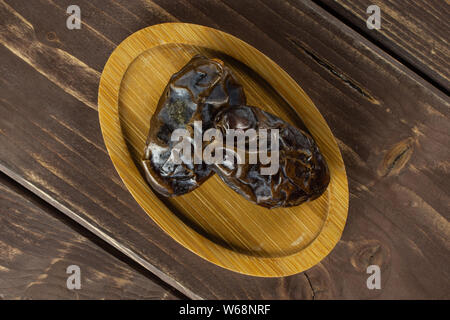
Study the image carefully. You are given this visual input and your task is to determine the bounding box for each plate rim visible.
[98,22,349,277]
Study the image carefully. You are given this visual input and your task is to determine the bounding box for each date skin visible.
[142,55,246,196]
[212,106,330,208]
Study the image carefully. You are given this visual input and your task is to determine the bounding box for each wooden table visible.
[0,0,448,299]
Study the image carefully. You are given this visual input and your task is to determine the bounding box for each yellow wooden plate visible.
[98,23,348,277]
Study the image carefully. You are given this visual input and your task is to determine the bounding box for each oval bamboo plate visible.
[98,23,348,277]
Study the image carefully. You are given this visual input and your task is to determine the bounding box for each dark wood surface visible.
[317,0,450,92]
[0,173,181,299]
[0,0,449,299]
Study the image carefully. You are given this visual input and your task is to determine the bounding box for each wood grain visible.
[316,0,450,92]
[0,0,449,298]
[0,173,181,300]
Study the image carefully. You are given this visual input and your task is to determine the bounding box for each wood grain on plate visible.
[0,0,449,298]
[98,23,348,277]
[317,0,450,92]
[0,173,180,300]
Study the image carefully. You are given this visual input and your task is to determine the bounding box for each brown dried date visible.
[212,105,330,208]
[142,55,246,196]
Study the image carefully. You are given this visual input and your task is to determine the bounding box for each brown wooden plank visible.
[316,0,450,92]
[0,173,181,299]
[0,0,449,299]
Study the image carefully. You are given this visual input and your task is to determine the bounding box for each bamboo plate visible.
[98,23,348,277]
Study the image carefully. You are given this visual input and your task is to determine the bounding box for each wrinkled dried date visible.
[212,106,330,208]
[142,55,330,208]
[142,55,246,196]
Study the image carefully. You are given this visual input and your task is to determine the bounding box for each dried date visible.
[142,55,246,196]
[212,105,330,208]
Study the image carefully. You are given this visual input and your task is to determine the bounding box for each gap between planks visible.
[0,162,196,300]
[312,0,450,96]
